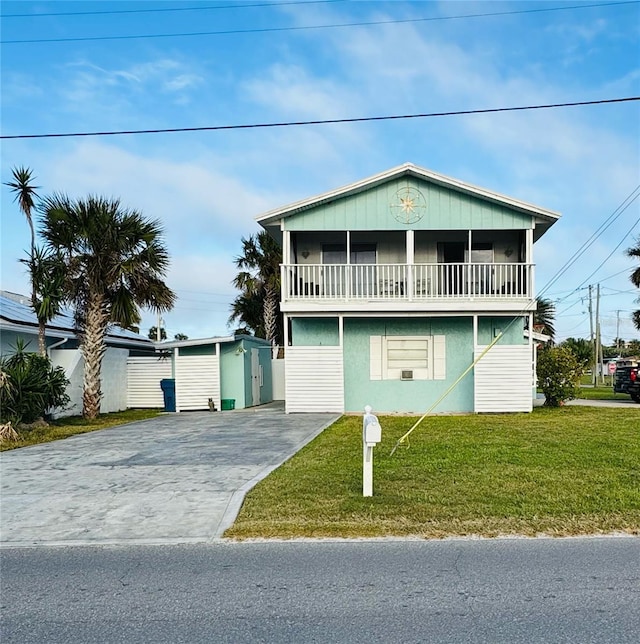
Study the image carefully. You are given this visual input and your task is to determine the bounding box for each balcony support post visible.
[406,230,415,301]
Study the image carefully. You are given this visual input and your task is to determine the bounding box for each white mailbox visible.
[364,420,382,445]
[362,405,382,497]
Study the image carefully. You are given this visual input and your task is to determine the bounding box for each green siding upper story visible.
[283,177,533,232]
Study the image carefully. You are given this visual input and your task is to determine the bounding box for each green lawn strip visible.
[226,407,640,539]
[0,409,162,451]
[577,386,630,401]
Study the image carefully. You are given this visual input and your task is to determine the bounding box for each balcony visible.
[281,263,533,311]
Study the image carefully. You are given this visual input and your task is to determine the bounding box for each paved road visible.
[0,404,338,546]
[2,538,638,643]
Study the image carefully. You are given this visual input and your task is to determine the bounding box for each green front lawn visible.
[0,409,162,451]
[578,386,630,401]
[226,407,640,539]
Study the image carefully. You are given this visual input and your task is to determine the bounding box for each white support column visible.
[467,229,473,296]
[406,230,415,300]
[216,342,222,411]
[526,228,534,297]
[283,230,291,265]
[346,230,351,300]
[174,347,181,412]
[338,315,344,348]
[284,314,289,347]
[473,314,479,350]
[282,230,290,302]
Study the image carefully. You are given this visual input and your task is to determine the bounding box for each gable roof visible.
[256,162,560,231]
[0,291,154,349]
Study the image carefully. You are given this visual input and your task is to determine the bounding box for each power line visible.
[3,96,638,140]
[3,1,638,44]
[539,183,640,301]
[1,0,345,19]
[567,214,640,293]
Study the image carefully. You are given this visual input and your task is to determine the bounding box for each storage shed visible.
[159,335,273,412]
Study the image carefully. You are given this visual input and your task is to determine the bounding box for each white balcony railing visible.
[282,263,532,301]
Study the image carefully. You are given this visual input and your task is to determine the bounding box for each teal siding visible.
[291,318,340,346]
[342,317,475,414]
[284,177,531,232]
[477,317,526,345]
[220,341,246,409]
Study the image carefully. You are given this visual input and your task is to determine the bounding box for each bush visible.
[0,340,70,425]
[537,346,584,407]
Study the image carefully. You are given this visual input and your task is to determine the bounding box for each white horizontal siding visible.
[175,354,219,411]
[474,344,533,413]
[285,346,344,413]
[127,356,172,408]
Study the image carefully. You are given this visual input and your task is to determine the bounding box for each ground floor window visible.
[370,335,446,380]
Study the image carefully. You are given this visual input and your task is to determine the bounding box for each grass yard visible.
[226,406,640,540]
[0,409,162,451]
[578,386,629,401]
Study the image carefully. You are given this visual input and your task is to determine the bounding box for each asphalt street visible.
[2,537,639,643]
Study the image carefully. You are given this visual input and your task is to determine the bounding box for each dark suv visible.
[613,358,640,403]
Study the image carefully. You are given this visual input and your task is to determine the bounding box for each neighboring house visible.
[0,291,156,417]
[157,335,274,412]
[256,163,560,414]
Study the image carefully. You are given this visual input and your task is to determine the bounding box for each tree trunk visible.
[81,297,109,419]
[263,287,278,346]
[38,320,47,356]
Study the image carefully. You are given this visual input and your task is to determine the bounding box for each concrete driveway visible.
[0,403,338,547]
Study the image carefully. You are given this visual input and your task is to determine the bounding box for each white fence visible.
[127,355,172,408]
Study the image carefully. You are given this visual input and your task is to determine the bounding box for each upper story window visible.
[322,244,376,264]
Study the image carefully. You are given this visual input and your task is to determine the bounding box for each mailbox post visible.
[362,405,382,497]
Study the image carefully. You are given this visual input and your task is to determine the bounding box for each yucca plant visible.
[0,340,70,426]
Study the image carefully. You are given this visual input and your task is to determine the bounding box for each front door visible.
[251,349,261,406]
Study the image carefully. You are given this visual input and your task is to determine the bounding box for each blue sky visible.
[2,0,639,344]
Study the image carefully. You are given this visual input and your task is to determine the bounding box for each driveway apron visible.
[0,404,338,547]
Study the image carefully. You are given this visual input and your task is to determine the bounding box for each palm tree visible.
[628,237,640,331]
[231,232,282,346]
[4,167,52,355]
[28,246,67,355]
[39,194,176,419]
[228,291,266,338]
[533,297,556,343]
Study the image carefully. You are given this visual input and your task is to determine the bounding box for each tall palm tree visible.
[533,297,556,343]
[39,194,176,419]
[4,167,52,355]
[231,232,282,346]
[628,237,640,331]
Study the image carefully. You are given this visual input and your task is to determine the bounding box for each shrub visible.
[0,340,70,425]
[537,346,584,407]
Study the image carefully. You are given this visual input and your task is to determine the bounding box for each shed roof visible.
[159,334,272,349]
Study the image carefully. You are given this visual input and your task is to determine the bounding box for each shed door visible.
[251,349,261,406]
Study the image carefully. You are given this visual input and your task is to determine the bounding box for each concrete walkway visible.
[565,398,639,408]
[0,403,338,547]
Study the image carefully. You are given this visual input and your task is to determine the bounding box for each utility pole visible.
[589,284,596,386]
[156,313,163,342]
[595,283,601,385]
[616,310,621,353]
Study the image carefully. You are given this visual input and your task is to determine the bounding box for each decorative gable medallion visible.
[390,186,426,224]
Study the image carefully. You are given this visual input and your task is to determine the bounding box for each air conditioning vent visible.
[401,370,413,381]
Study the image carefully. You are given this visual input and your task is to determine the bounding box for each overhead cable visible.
[3,1,638,44]
[3,96,638,140]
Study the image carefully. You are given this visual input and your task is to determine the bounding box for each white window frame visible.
[370,334,446,381]
[383,335,432,380]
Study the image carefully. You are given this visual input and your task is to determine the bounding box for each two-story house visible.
[256,163,559,414]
